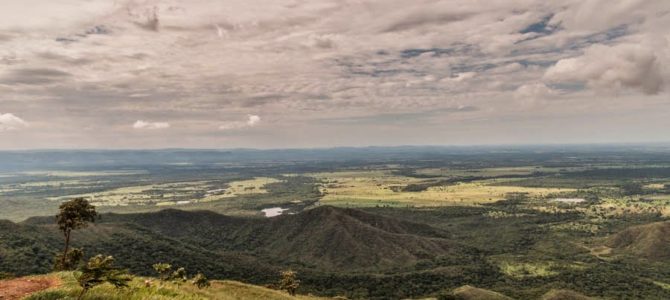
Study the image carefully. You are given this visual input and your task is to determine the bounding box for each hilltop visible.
[607,221,670,261]
[434,286,596,300]
[2,272,325,300]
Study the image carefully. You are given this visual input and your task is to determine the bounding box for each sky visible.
[0,0,669,149]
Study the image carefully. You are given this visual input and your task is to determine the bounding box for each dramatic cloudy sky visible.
[1,0,669,149]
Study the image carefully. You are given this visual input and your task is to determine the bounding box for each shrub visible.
[76,255,130,300]
[279,269,300,296]
[192,273,210,289]
[152,263,172,281]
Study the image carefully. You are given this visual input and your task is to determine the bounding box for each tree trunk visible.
[77,287,87,300]
[61,229,71,268]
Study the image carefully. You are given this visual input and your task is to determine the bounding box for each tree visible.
[192,273,210,289]
[279,269,300,296]
[0,272,14,280]
[620,182,643,196]
[171,267,188,284]
[76,255,130,300]
[153,263,172,281]
[54,247,84,271]
[56,198,97,270]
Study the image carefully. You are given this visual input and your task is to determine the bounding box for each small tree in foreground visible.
[56,198,97,270]
[152,263,172,281]
[76,255,130,300]
[192,273,210,289]
[279,269,300,296]
[171,267,188,284]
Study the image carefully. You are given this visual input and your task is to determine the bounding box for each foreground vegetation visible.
[24,272,324,300]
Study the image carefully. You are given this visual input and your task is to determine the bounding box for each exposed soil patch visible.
[0,277,60,300]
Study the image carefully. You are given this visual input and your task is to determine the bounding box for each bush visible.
[171,267,188,283]
[152,263,172,281]
[279,269,300,296]
[77,255,130,300]
[192,273,211,289]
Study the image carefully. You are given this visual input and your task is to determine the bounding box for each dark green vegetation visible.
[2,146,670,299]
[2,203,669,299]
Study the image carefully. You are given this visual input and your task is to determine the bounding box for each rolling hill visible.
[39,205,466,271]
[449,285,513,300]
[4,206,485,299]
[607,221,670,261]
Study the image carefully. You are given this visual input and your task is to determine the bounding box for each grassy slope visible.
[607,221,670,261]
[451,285,513,300]
[25,272,326,300]
[540,289,597,300]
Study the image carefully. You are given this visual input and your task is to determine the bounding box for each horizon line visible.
[2,141,670,152]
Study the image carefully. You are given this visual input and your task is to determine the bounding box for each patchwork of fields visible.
[2,161,670,221]
[311,170,571,207]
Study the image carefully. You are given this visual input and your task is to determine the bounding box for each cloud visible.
[381,9,473,33]
[515,83,556,99]
[247,114,261,126]
[1,68,71,85]
[0,0,114,30]
[1,1,669,148]
[0,113,28,131]
[544,43,665,95]
[219,115,261,130]
[131,6,160,31]
[441,72,477,83]
[132,120,170,130]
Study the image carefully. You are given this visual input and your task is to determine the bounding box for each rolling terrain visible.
[84,206,464,271]
[2,204,670,299]
[2,148,670,299]
[606,220,670,261]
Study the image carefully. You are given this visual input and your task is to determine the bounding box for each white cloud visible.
[132,120,170,130]
[544,43,665,95]
[247,114,261,126]
[515,83,555,99]
[0,113,28,131]
[220,114,261,130]
[442,72,477,83]
[0,0,114,30]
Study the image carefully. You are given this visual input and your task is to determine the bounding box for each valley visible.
[1,147,670,299]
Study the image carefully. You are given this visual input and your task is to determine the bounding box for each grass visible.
[450,285,513,300]
[26,272,326,300]
[651,280,670,290]
[496,261,559,279]
[413,166,554,177]
[44,177,281,207]
[312,171,570,207]
[200,177,281,202]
